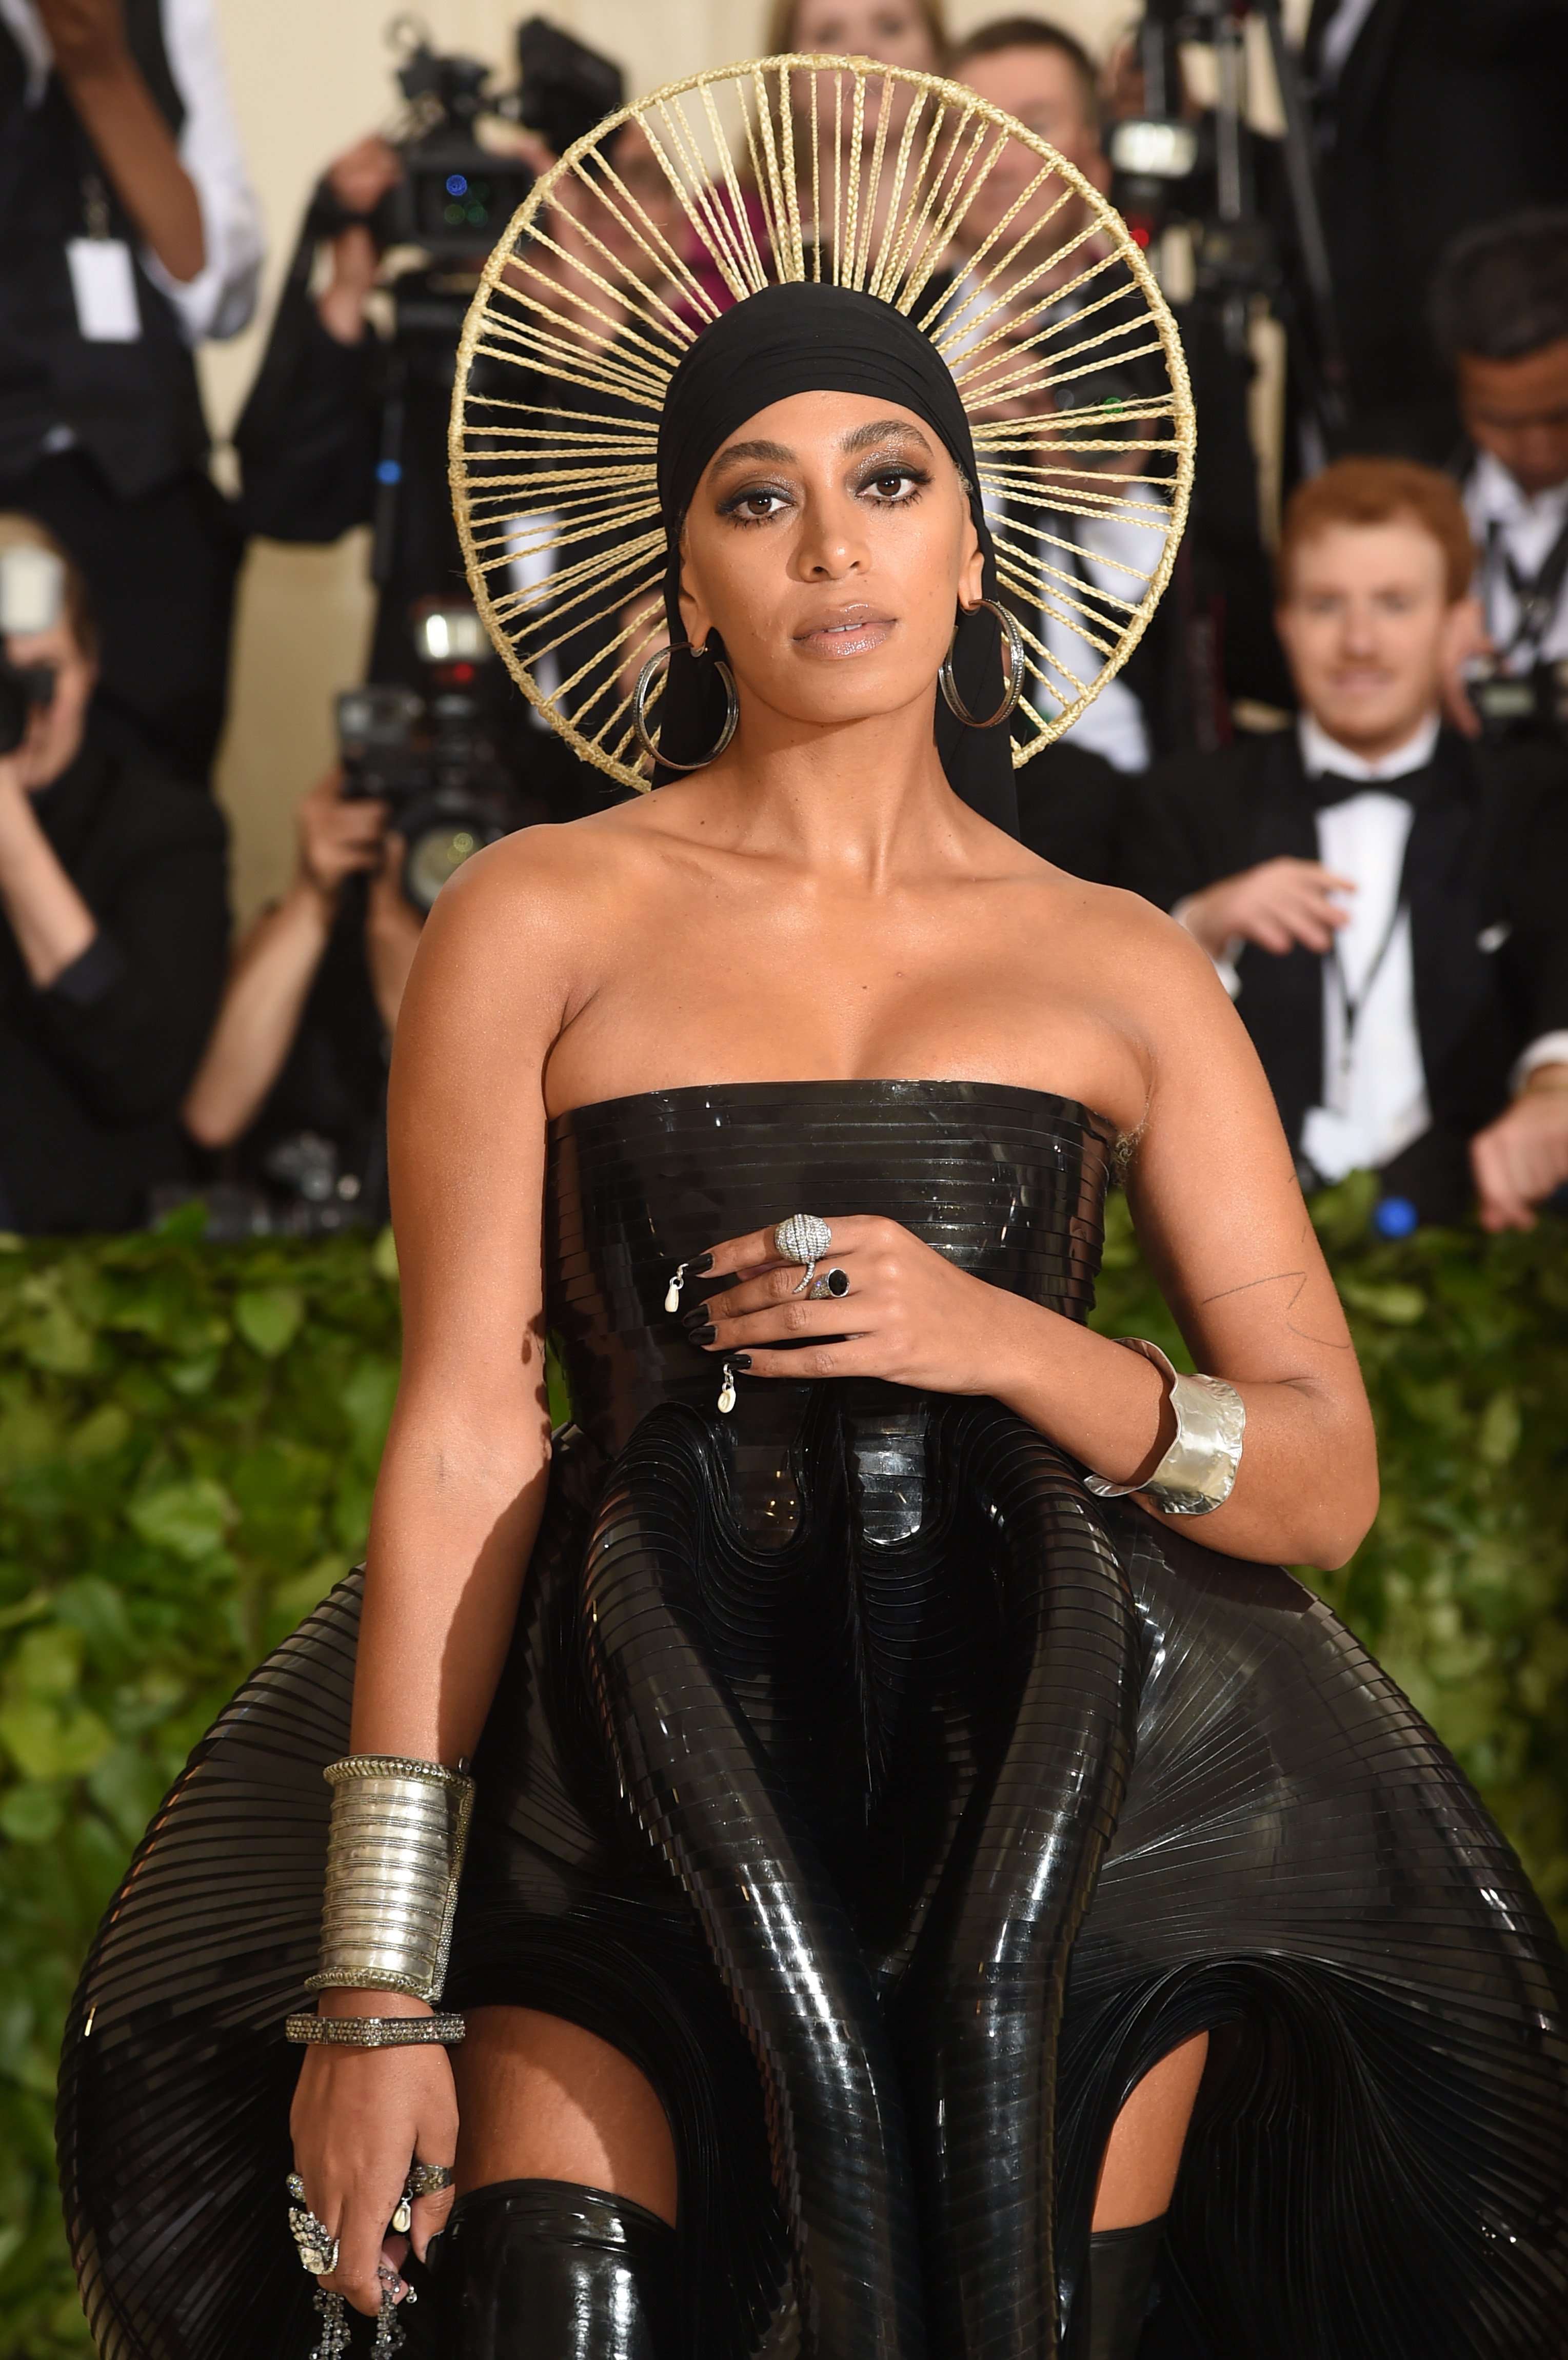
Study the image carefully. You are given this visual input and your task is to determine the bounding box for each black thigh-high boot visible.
[1085,2217,1165,2360]
[436,2178,679,2358]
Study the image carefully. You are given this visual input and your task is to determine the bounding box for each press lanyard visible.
[1325,895,1407,1114]
[1485,512,1568,669]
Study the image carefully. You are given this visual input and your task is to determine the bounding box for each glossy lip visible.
[793,603,896,661]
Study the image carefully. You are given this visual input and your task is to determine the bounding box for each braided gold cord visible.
[450,55,1195,788]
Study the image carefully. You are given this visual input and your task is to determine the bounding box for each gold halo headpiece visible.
[450,56,1194,789]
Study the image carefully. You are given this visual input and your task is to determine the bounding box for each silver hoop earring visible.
[632,646,740,770]
[939,599,1025,729]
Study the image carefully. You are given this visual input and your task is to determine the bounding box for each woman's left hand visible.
[683,1215,1029,1396]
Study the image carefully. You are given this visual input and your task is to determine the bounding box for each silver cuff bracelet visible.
[285,2012,467,2047]
[305,1755,475,2005]
[1084,1338,1246,1518]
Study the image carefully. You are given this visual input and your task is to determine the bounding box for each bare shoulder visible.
[413,798,670,980]
[1012,858,1224,1002]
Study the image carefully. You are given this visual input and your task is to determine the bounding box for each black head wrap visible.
[652,282,1019,835]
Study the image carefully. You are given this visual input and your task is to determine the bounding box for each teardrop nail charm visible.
[664,1262,687,1314]
[392,2197,412,2233]
[717,1362,737,1414]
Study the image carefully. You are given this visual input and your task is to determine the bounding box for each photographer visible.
[1432,211,1568,713]
[0,0,262,785]
[0,513,228,1228]
[182,769,420,1220]
[1305,0,1568,460]
[233,24,637,822]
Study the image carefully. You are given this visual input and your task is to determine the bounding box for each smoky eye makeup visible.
[714,480,797,525]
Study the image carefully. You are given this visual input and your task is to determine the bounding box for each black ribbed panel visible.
[56,1083,1568,2360]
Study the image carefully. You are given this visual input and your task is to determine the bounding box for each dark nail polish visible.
[687,1324,716,1346]
[731,1353,751,1369]
[688,1252,713,1276]
[683,1302,711,1329]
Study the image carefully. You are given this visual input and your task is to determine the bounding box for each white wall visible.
[202,0,1186,915]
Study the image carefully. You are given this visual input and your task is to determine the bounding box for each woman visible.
[63,249,1566,2360]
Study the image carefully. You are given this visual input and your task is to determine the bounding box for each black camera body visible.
[338,600,526,909]
[371,45,533,259]
[337,676,519,916]
[368,19,624,260]
[1470,658,1568,752]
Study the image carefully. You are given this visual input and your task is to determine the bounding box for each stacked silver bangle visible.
[1085,1338,1246,1518]
[304,1754,475,2007]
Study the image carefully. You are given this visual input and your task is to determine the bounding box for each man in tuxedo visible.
[1431,210,1568,692]
[1303,0,1568,461]
[1117,457,1568,1228]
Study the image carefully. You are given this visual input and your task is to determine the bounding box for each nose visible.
[791,485,869,583]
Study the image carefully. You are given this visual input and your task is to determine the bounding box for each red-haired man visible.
[1118,458,1568,1230]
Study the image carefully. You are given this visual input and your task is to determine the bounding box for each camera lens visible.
[402,813,503,910]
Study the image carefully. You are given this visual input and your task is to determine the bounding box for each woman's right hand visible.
[288,2011,459,2317]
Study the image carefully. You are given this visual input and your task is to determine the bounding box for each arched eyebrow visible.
[707,419,937,479]
[839,419,935,456]
[708,438,796,476]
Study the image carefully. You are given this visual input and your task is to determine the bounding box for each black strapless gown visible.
[57,1085,1568,2360]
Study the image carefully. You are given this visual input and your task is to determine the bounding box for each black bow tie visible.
[1309,761,1437,813]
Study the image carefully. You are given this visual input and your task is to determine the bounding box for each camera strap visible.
[1487,512,1568,668]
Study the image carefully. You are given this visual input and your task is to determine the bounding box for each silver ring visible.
[773,1214,831,1266]
[406,2162,456,2198]
[807,1268,850,1300]
[287,2180,339,2277]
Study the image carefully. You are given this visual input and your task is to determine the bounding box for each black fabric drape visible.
[650,283,1019,836]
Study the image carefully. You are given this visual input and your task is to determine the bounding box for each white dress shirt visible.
[1464,446,1568,669]
[1316,0,1381,86]
[2,0,262,346]
[1296,713,1435,1182]
[1035,506,1155,774]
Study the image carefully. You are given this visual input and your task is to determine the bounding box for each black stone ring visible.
[807,1268,851,1300]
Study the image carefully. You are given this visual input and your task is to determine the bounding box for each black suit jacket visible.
[0,737,229,1230]
[1306,0,1568,455]
[1116,730,1568,1191]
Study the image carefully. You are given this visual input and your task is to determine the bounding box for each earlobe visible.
[677,557,712,656]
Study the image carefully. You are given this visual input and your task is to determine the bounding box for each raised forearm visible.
[59,52,205,283]
[183,882,334,1146]
[0,788,97,985]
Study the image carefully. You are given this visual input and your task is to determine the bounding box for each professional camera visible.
[370,34,531,259]
[336,599,523,911]
[367,16,624,259]
[0,543,63,756]
[1468,657,1568,751]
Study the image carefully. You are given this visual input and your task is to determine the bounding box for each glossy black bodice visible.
[547,1079,1116,1496]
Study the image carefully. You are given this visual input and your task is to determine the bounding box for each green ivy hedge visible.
[0,1181,1564,2357]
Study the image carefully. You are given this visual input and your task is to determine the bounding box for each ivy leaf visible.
[1339,1277,1426,1326]
[1477,1391,1521,1468]
[127,1478,236,1561]
[0,1701,113,1782]
[5,1624,84,1700]
[233,1286,305,1360]
[0,1786,64,1844]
